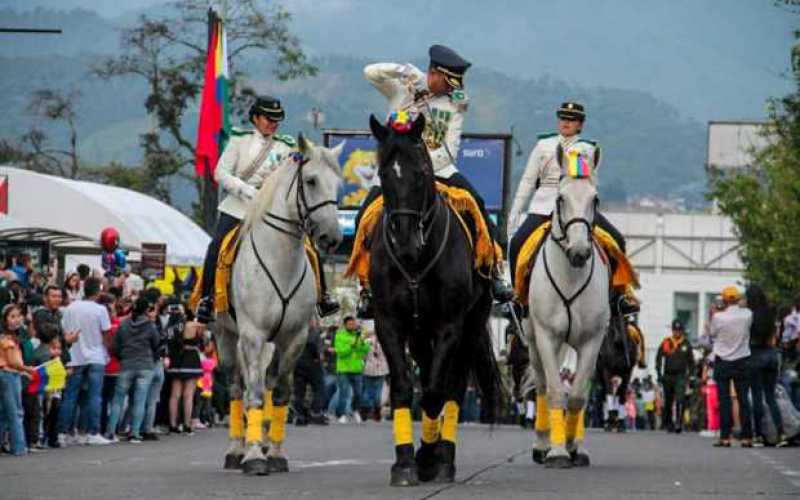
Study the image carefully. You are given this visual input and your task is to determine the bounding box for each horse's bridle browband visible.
[251,155,337,338]
[543,193,599,343]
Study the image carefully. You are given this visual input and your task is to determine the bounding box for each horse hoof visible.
[532,448,550,464]
[570,451,590,467]
[433,464,455,483]
[544,454,573,469]
[390,465,419,487]
[242,458,269,476]
[224,453,244,470]
[415,443,439,483]
[266,456,289,473]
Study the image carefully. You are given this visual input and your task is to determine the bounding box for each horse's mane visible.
[241,161,293,237]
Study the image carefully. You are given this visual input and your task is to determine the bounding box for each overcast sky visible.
[4,0,796,122]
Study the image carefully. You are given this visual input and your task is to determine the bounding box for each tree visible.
[10,89,83,179]
[710,29,800,304]
[92,0,317,230]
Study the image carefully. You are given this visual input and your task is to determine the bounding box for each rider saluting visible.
[358,44,514,313]
[508,102,638,315]
[196,96,340,323]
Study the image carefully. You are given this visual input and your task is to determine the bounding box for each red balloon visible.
[100,227,120,252]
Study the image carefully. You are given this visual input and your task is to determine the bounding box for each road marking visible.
[751,449,800,492]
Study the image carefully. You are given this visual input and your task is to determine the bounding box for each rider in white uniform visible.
[196,96,340,323]
[508,102,637,315]
[356,44,514,317]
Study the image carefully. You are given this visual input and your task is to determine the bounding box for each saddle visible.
[345,182,502,284]
[190,225,322,315]
[513,221,639,306]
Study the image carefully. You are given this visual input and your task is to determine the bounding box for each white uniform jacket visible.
[508,133,599,233]
[215,130,296,220]
[363,62,469,178]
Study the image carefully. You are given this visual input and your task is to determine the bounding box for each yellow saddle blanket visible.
[190,225,321,315]
[345,182,502,283]
[514,221,639,305]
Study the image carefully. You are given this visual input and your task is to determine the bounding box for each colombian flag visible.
[26,359,67,395]
[195,8,230,178]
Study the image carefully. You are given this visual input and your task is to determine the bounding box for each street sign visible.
[140,242,167,280]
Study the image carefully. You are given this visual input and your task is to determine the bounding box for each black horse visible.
[367,114,503,486]
[594,312,641,431]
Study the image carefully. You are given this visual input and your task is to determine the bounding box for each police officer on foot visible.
[357,44,514,318]
[196,96,340,323]
[655,319,695,433]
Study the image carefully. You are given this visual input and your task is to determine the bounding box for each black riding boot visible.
[196,296,214,324]
[492,276,514,303]
[356,288,374,320]
[316,294,341,318]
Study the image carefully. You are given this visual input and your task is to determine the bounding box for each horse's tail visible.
[470,321,506,424]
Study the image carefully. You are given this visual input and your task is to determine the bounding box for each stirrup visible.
[356,289,374,320]
[316,295,341,318]
[196,296,214,324]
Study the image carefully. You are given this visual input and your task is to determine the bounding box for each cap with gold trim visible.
[249,95,285,122]
[556,101,586,122]
[429,44,471,89]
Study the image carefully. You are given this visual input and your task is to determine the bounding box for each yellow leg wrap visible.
[268,405,288,444]
[263,390,274,423]
[535,394,549,433]
[441,401,460,443]
[245,408,264,444]
[421,413,441,444]
[566,408,585,442]
[393,408,413,446]
[229,400,244,439]
[549,408,566,446]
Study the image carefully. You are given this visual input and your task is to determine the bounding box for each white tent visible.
[0,166,210,266]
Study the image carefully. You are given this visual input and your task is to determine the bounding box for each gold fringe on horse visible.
[345,181,501,284]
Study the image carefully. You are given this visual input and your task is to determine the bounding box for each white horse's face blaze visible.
[299,145,343,253]
[558,177,597,268]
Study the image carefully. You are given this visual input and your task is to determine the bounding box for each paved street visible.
[1,423,798,500]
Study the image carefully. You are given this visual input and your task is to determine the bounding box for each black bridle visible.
[380,143,450,329]
[251,154,338,338]
[542,189,600,343]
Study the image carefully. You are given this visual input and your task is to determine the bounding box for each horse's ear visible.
[331,140,346,160]
[369,114,389,143]
[410,113,426,140]
[556,143,565,169]
[298,133,311,156]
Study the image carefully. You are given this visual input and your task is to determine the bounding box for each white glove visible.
[239,184,257,202]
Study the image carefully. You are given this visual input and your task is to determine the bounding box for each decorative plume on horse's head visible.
[556,140,601,180]
[369,112,426,143]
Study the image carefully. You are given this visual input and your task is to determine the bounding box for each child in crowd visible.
[197,339,217,428]
[0,304,36,455]
[625,388,637,432]
[23,324,61,450]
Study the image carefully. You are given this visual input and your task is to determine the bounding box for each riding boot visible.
[196,296,214,324]
[616,286,641,315]
[316,294,340,318]
[492,276,515,303]
[356,288,374,320]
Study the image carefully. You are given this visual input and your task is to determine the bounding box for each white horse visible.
[216,136,344,476]
[524,143,610,468]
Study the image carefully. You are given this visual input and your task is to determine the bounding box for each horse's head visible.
[294,134,345,253]
[553,141,600,268]
[369,112,436,262]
